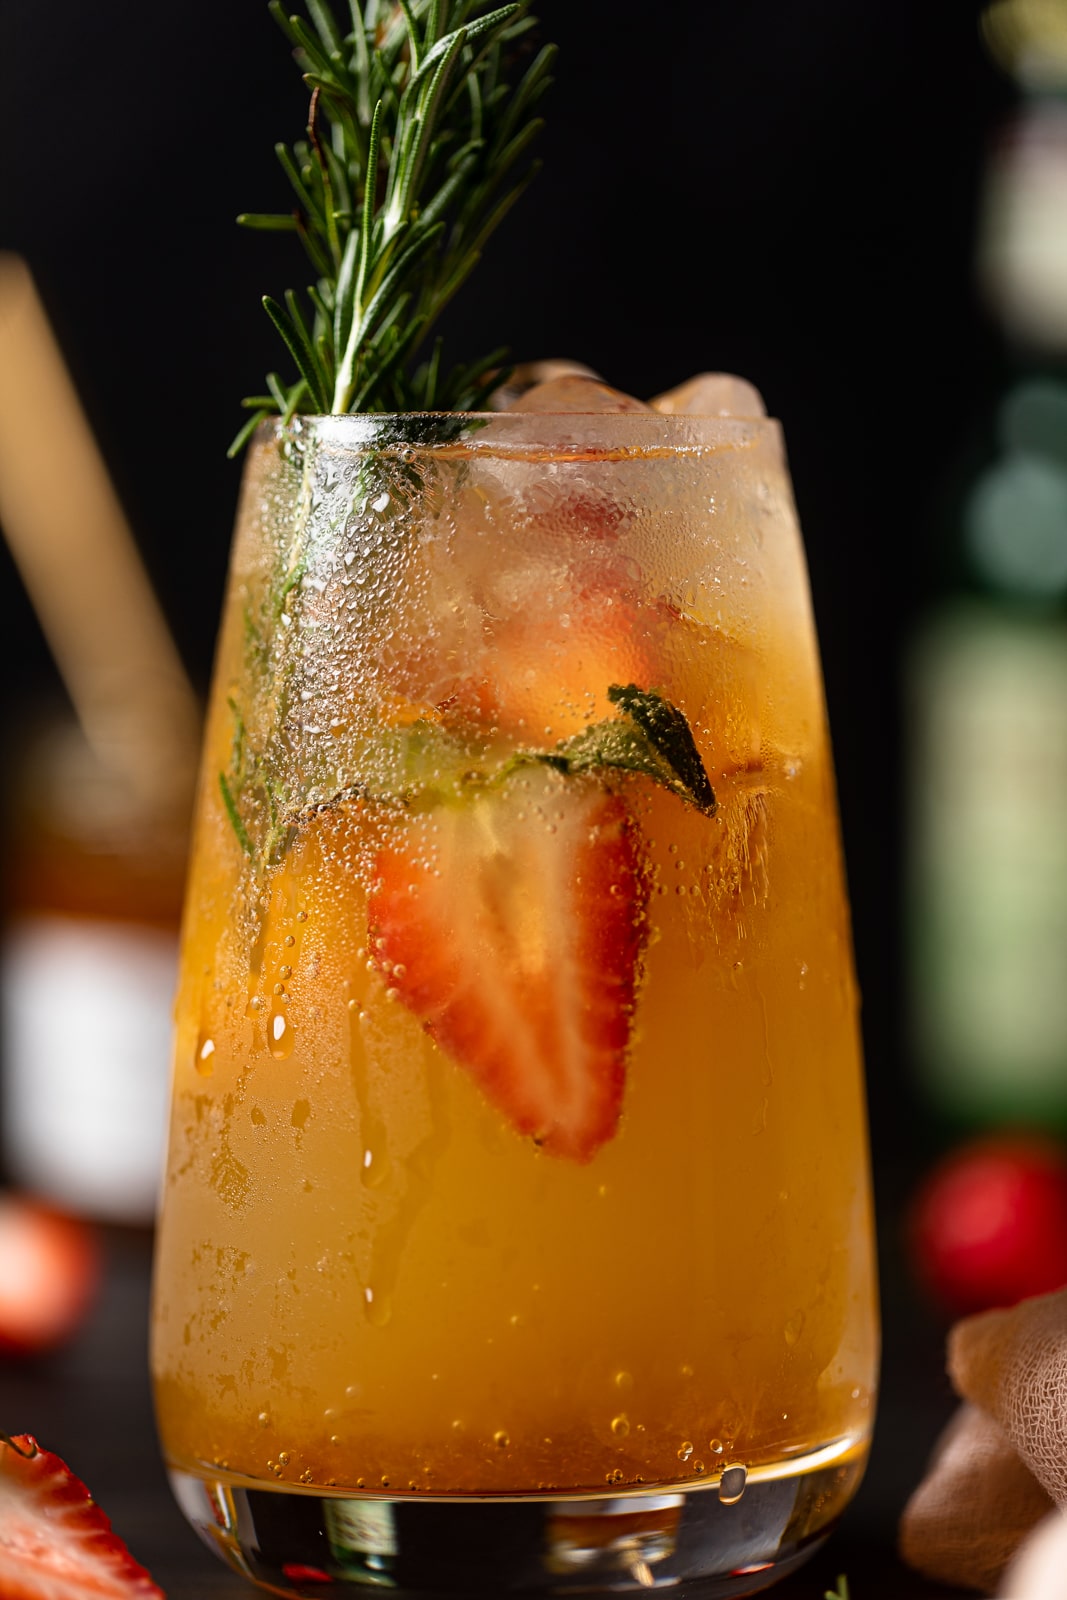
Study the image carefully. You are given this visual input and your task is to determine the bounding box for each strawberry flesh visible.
[0,1434,162,1599]
[368,769,647,1162]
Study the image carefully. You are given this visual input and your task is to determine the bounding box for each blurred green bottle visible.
[907,1,1067,1131]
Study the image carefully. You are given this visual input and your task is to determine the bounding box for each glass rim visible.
[253,410,779,460]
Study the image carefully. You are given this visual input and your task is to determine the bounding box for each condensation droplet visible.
[364,1285,392,1327]
[719,1463,747,1505]
[270,1011,294,1060]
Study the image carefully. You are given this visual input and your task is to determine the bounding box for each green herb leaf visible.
[606,684,718,815]
[236,0,553,436]
[824,1577,850,1600]
[269,686,717,842]
[219,771,255,859]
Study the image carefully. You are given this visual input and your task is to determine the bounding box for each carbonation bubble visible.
[718,1463,747,1505]
[493,1430,510,1449]
[709,1438,723,1455]
[614,1370,633,1392]
[610,1414,630,1438]
[677,1441,694,1462]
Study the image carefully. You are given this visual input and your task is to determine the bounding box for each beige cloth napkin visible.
[1001,1510,1067,1600]
[900,1288,1067,1593]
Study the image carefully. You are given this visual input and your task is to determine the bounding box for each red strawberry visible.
[368,768,648,1162]
[0,1195,101,1356]
[0,1434,163,1598]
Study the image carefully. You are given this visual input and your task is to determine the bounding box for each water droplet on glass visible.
[364,1286,392,1327]
[718,1463,747,1505]
[196,1037,215,1076]
[269,1011,294,1059]
[610,1414,630,1438]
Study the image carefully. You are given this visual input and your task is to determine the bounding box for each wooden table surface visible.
[0,1208,973,1600]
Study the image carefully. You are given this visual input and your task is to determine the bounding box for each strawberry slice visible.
[368,768,648,1162]
[0,1434,162,1599]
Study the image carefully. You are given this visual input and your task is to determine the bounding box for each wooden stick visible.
[0,255,200,807]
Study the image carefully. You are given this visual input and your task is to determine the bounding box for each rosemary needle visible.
[232,0,554,451]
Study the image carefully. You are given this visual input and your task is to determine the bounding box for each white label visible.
[1,915,179,1222]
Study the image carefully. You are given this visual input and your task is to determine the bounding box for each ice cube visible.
[488,358,601,410]
[508,374,651,413]
[649,373,766,418]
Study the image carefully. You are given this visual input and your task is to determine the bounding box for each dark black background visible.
[0,5,1019,1588]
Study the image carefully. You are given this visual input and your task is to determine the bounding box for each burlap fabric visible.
[900,1287,1067,1593]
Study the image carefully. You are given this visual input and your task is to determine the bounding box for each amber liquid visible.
[151,421,878,1499]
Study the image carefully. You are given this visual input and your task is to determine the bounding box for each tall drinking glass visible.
[151,410,878,1596]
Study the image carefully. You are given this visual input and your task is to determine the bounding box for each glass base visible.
[168,1434,868,1597]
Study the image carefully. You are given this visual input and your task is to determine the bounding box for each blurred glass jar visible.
[0,710,193,1224]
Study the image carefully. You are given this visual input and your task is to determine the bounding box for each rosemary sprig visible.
[231,0,554,452]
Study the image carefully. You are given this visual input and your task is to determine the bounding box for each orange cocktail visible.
[151,410,877,1594]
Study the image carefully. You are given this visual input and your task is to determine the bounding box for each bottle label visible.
[908,604,1067,1123]
[1,914,178,1221]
